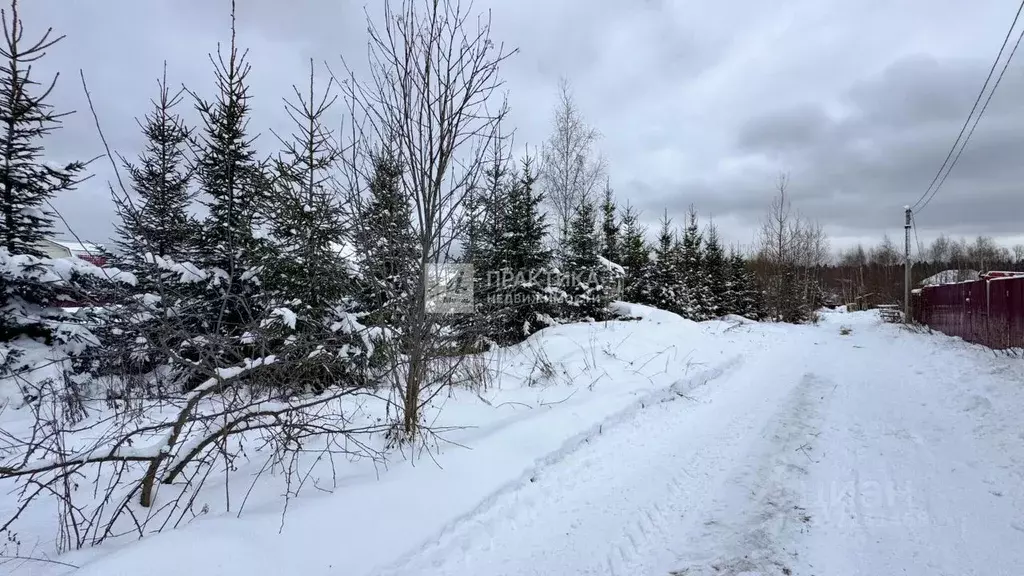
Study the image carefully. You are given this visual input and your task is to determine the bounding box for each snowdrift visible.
[2,302,771,576]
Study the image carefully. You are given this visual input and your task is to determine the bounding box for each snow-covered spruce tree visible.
[355,150,419,332]
[459,182,486,266]
[0,2,85,263]
[720,247,740,316]
[728,249,762,319]
[266,62,349,321]
[561,198,614,321]
[260,61,371,392]
[618,203,649,302]
[185,15,274,387]
[600,180,619,264]
[678,206,712,320]
[113,65,196,272]
[0,0,94,390]
[702,222,727,318]
[194,31,268,274]
[96,66,199,389]
[484,154,558,345]
[462,138,512,350]
[635,211,684,314]
[471,135,513,305]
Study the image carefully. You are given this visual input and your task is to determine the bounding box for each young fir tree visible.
[678,206,712,320]
[356,151,419,328]
[0,1,87,344]
[565,200,600,272]
[702,222,727,318]
[184,8,273,385]
[486,155,557,344]
[600,180,619,264]
[477,139,513,265]
[468,137,514,329]
[0,2,85,260]
[728,250,762,319]
[618,203,649,302]
[266,61,349,322]
[262,61,367,392]
[721,247,740,316]
[194,19,267,274]
[100,66,197,382]
[459,139,511,273]
[562,198,611,320]
[114,65,195,272]
[460,184,486,265]
[636,210,685,314]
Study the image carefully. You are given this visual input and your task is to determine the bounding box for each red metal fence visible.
[914,274,1024,349]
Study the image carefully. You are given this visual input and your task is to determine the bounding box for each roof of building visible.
[919,269,979,287]
[51,240,105,254]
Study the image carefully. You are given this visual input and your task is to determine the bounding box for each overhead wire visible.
[910,0,1024,213]
[916,19,1024,215]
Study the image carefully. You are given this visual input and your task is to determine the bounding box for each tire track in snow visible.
[667,371,837,576]
[606,471,687,575]
[592,358,826,576]
[371,354,750,576]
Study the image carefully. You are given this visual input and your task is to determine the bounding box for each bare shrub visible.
[524,339,558,387]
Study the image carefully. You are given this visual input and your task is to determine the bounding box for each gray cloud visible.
[717,54,1024,240]
[15,0,1024,252]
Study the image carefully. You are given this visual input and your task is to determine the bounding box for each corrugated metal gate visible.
[915,275,1024,349]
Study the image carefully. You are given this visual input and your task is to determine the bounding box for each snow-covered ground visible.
[5,305,1024,575]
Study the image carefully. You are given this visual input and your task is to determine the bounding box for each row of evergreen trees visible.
[461,151,620,346]
[101,27,394,394]
[0,8,384,399]
[626,207,762,322]
[456,145,763,346]
[0,1,765,405]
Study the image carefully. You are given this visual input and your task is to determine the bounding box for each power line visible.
[911,0,1024,212]
[916,19,1024,215]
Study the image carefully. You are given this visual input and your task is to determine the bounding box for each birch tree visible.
[539,78,606,253]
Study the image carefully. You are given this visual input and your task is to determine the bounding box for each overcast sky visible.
[20,0,1024,254]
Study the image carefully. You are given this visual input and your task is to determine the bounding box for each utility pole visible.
[904,205,912,323]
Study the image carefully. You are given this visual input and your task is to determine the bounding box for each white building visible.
[33,239,107,264]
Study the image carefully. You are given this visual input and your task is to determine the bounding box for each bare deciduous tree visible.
[539,78,606,251]
[754,173,829,322]
[928,234,952,264]
[339,0,515,440]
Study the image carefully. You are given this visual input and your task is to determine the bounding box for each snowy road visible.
[378,313,1024,576]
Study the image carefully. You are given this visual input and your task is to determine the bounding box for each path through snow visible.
[378,312,1024,576]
